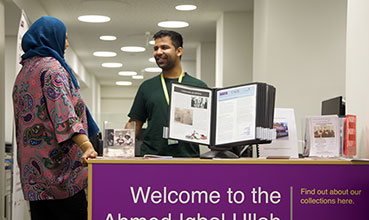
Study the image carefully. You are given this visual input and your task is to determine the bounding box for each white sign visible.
[260,108,299,158]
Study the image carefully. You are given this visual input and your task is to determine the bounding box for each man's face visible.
[153,36,182,71]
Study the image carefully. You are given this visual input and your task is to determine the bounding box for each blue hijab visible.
[22,16,99,140]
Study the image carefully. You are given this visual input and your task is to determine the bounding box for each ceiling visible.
[6,0,253,86]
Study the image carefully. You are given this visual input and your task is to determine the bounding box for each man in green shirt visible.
[128,30,207,157]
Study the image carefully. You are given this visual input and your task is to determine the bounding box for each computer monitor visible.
[321,96,345,117]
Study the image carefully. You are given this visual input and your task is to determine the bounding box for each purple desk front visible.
[88,158,369,220]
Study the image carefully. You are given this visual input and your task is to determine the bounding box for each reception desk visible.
[88,158,369,220]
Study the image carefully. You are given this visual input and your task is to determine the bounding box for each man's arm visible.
[126,118,144,137]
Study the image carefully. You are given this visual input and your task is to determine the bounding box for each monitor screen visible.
[321,96,345,116]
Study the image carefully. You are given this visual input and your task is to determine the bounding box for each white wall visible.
[196,42,216,87]
[65,47,90,87]
[346,0,369,158]
[80,74,100,119]
[216,12,253,87]
[253,0,347,151]
[12,0,47,22]
[100,86,138,128]
[182,60,196,77]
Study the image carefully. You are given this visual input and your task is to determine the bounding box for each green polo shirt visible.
[128,73,208,157]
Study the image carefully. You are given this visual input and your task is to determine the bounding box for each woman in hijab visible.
[12,16,98,220]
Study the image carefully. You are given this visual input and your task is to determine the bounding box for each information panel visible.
[89,162,369,220]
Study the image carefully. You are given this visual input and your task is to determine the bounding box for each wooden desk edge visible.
[87,158,369,165]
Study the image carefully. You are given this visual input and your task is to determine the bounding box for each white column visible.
[96,82,101,126]
[215,15,223,87]
[0,0,6,218]
[253,0,347,150]
[196,45,201,80]
[346,0,369,158]
[216,12,253,87]
[81,74,98,117]
[5,37,17,144]
[196,42,216,87]
[80,74,102,130]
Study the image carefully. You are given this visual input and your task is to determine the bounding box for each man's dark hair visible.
[153,30,183,49]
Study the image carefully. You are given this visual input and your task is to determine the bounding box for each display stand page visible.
[215,84,257,145]
[169,84,212,145]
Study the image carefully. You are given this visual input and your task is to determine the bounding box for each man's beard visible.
[155,56,175,70]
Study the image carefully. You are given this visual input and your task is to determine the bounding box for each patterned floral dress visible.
[13,56,88,201]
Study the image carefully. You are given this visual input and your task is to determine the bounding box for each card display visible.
[103,129,135,157]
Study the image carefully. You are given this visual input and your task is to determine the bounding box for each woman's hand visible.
[72,133,98,166]
[80,145,98,167]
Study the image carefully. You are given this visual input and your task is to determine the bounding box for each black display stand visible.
[200,146,239,159]
[200,145,260,159]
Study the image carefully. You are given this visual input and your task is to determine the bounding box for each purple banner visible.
[90,163,369,220]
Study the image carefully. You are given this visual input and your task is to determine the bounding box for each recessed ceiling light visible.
[93,51,117,57]
[116,81,132,86]
[78,15,111,23]
[175,5,197,11]
[149,57,156,63]
[121,46,146,52]
[149,40,155,45]
[145,67,162,72]
[102,62,123,68]
[132,75,144,79]
[118,71,137,76]
[100,35,117,41]
[158,21,189,28]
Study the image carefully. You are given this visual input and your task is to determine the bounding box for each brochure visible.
[259,108,299,159]
[304,115,340,157]
[168,82,276,147]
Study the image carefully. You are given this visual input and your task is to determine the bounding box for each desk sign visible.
[89,162,369,220]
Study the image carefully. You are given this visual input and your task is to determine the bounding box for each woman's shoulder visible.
[38,57,68,78]
[26,56,56,65]
[24,56,63,72]
[21,56,62,76]
[42,57,63,69]
[39,57,71,87]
